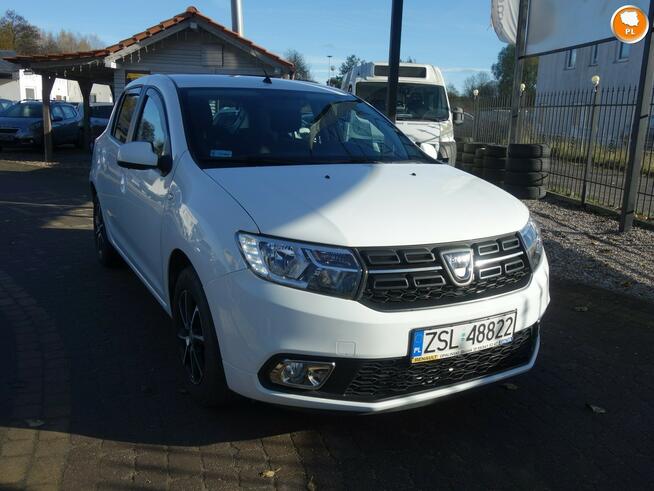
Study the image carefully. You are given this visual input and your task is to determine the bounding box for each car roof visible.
[131,74,351,97]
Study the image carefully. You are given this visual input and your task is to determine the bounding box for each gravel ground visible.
[527,196,654,304]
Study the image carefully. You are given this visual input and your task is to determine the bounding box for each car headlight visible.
[237,233,362,298]
[519,217,544,268]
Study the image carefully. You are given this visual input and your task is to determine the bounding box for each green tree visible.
[491,44,538,97]
[0,10,40,54]
[338,54,364,77]
[285,49,312,81]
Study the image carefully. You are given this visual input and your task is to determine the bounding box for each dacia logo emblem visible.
[440,248,474,286]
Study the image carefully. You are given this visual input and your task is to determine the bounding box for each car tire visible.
[482,168,505,182]
[173,267,234,407]
[484,144,507,158]
[463,142,485,154]
[504,184,547,200]
[474,157,484,166]
[507,143,551,159]
[471,166,484,177]
[483,156,507,170]
[505,171,549,186]
[506,157,551,173]
[93,194,121,267]
[461,162,475,173]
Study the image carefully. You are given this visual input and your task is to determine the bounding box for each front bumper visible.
[206,254,549,413]
[0,133,41,147]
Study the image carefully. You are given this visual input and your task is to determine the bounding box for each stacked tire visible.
[472,147,485,177]
[461,142,485,174]
[454,137,473,169]
[505,144,550,199]
[482,144,507,187]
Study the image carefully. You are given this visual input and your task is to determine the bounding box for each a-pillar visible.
[78,80,93,151]
[41,74,55,162]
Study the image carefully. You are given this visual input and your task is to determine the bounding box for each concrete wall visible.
[6,70,112,103]
[65,81,113,103]
[0,79,19,100]
[537,40,643,92]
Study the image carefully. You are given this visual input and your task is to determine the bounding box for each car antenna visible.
[262,69,272,84]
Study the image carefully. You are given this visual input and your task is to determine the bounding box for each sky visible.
[3,0,506,91]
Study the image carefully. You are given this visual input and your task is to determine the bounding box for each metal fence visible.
[454,86,654,223]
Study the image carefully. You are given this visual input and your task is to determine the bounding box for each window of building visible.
[566,49,577,69]
[618,42,631,61]
[25,87,35,100]
[590,44,599,65]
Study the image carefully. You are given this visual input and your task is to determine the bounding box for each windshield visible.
[91,105,113,118]
[3,103,42,118]
[179,87,429,167]
[356,82,449,121]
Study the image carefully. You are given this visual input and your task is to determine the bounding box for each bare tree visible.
[462,72,498,98]
[0,10,41,54]
[285,49,312,81]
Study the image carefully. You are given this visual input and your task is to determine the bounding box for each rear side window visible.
[112,90,140,143]
[51,106,65,120]
[134,91,169,157]
[61,105,76,119]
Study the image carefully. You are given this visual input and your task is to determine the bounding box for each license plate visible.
[410,311,518,363]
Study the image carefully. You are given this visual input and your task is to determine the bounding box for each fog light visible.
[270,360,335,390]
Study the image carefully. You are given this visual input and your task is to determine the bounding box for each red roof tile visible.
[4,6,294,70]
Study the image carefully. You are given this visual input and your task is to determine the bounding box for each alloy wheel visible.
[177,290,206,385]
[94,199,105,256]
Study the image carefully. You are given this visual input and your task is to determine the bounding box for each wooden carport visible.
[5,53,113,160]
[3,6,294,161]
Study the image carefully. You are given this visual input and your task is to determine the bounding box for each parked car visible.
[0,100,81,149]
[0,98,14,113]
[91,74,550,413]
[75,102,115,150]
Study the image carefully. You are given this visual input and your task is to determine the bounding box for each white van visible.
[341,62,463,164]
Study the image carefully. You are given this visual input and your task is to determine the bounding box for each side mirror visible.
[452,107,464,126]
[117,141,159,170]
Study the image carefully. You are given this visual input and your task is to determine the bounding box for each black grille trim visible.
[356,233,532,311]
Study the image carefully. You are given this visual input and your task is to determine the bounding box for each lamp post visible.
[327,55,333,86]
[582,75,601,207]
[472,89,479,141]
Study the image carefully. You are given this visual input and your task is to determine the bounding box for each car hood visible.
[0,117,40,128]
[204,162,529,247]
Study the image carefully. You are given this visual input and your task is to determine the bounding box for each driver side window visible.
[134,91,169,157]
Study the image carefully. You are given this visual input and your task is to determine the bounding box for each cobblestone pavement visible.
[0,159,653,490]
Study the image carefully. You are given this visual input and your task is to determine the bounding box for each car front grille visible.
[355,233,532,311]
[0,128,18,134]
[343,326,535,401]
